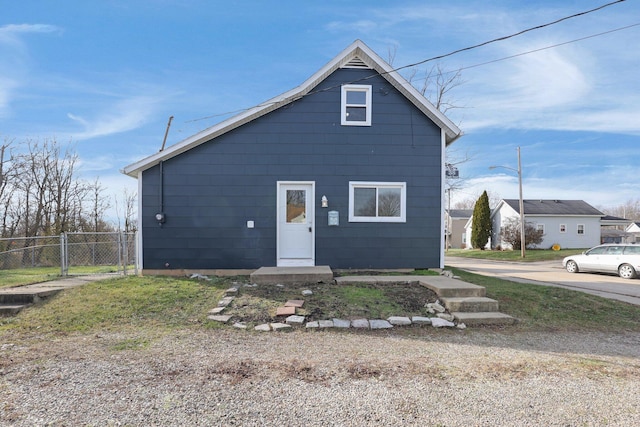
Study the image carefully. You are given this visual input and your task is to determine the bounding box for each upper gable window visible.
[341,85,372,126]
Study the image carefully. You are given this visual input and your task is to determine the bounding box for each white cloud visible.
[67,95,160,140]
[0,23,60,47]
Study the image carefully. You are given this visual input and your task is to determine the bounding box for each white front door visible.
[277,182,315,266]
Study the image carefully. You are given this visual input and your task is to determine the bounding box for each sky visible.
[2,0,639,222]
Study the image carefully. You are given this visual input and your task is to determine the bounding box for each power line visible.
[187,0,628,124]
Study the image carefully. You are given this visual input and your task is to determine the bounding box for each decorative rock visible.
[388,316,411,326]
[332,319,351,328]
[254,323,271,331]
[208,307,225,314]
[456,323,467,330]
[233,322,247,329]
[276,284,284,288]
[225,287,238,295]
[285,315,306,325]
[218,296,234,307]
[270,322,291,331]
[318,320,334,328]
[437,313,455,322]
[351,319,369,329]
[411,316,432,325]
[301,290,313,296]
[431,318,455,328]
[207,315,232,323]
[427,302,446,313]
[190,273,211,281]
[370,319,393,329]
[305,321,319,328]
[276,306,296,316]
[285,300,304,308]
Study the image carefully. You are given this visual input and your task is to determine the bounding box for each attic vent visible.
[342,56,370,69]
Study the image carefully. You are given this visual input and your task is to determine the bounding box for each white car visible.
[563,244,640,279]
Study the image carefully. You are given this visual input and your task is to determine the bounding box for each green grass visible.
[446,248,585,262]
[0,267,62,289]
[448,267,640,332]
[0,265,131,289]
[2,269,640,337]
[0,275,230,334]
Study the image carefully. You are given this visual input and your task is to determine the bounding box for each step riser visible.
[432,288,486,298]
[452,312,518,326]
[443,300,499,313]
[0,305,29,317]
[250,266,334,285]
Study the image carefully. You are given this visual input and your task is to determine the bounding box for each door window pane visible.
[286,190,306,223]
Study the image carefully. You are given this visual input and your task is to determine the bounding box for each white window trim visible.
[536,224,545,233]
[348,181,406,223]
[577,224,585,235]
[341,84,372,126]
[559,224,566,233]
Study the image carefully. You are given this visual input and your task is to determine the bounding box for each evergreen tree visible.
[471,190,492,249]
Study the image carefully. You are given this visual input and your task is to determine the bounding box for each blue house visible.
[123,40,462,273]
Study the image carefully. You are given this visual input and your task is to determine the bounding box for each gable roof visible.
[123,39,462,177]
[499,199,603,216]
[447,209,473,219]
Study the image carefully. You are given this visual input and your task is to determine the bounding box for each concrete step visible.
[0,287,63,304]
[453,311,517,326]
[250,266,334,285]
[418,276,486,298]
[441,296,499,313]
[0,303,30,317]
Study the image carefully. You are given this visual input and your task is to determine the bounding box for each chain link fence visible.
[0,232,137,276]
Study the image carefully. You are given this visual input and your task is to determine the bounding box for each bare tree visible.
[601,199,640,221]
[1,138,114,238]
[115,188,137,233]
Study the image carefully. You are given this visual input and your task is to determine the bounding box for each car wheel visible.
[618,264,637,279]
[565,260,579,273]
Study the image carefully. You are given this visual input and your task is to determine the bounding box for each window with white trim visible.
[341,85,372,126]
[577,224,585,235]
[349,182,406,222]
[536,224,545,233]
[560,224,566,233]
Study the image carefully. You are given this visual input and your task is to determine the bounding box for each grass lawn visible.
[0,265,127,289]
[446,248,585,262]
[2,271,640,337]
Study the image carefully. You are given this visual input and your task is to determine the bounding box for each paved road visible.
[445,256,640,306]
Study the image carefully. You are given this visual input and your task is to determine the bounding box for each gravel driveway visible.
[2,328,640,426]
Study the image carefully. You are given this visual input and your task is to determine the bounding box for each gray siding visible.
[141,68,443,269]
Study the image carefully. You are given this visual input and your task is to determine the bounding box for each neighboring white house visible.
[464,199,603,250]
[491,199,603,249]
[626,222,640,243]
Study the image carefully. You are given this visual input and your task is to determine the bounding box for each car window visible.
[623,246,640,255]
[587,246,608,255]
[606,246,624,255]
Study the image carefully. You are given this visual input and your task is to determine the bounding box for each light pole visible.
[489,146,525,258]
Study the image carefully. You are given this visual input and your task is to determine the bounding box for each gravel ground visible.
[2,328,640,426]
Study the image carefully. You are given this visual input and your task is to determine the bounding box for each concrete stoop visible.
[250,266,334,285]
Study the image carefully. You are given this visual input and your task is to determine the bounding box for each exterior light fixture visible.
[321,195,328,208]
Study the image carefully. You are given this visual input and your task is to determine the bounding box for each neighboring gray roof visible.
[123,39,462,178]
[502,199,603,216]
[447,209,473,219]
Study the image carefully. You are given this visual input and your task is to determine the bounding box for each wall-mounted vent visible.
[341,56,370,69]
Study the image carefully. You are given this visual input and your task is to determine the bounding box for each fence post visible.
[60,233,67,276]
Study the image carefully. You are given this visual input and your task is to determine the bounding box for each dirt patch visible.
[223,281,439,324]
